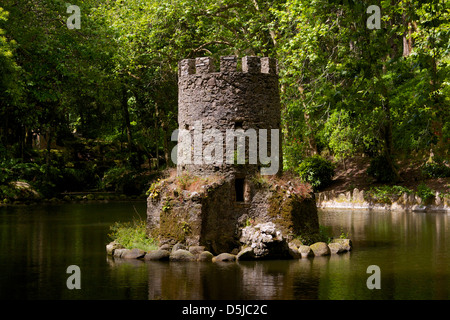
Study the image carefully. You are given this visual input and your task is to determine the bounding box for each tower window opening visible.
[235,178,245,202]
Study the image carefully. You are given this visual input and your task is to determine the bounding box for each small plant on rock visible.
[108,218,158,251]
[416,183,435,204]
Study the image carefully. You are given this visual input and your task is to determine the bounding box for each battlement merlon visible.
[178,56,278,77]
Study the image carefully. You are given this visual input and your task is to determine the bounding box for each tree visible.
[0,6,22,155]
[274,0,449,181]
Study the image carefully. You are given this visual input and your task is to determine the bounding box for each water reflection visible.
[106,256,324,300]
[1,204,450,299]
[105,210,450,300]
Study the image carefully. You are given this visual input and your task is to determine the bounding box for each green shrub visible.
[0,159,61,198]
[422,157,450,178]
[296,155,335,191]
[365,185,414,204]
[0,184,22,201]
[416,183,435,204]
[367,155,399,183]
[108,219,158,251]
[101,166,145,195]
[297,225,333,245]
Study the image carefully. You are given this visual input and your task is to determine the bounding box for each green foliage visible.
[0,184,21,202]
[283,136,306,172]
[298,225,333,246]
[108,219,158,251]
[1,0,449,199]
[422,157,450,178]
[101,165,150,196]
[275,0,449,163]
[0,156,102,199]
[147,178,163,199]
[296,155,335,191]
[249,174,270,189]
[339,227,349,240]
[0,159,59,198]
[365,185,414,204]
[162,199,172,212]
[416,183,435,204]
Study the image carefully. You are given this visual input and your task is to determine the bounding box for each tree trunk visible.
[154,103,160,170]
[381,100,401,182]
[121,86,133,148]
[303,110,318,156]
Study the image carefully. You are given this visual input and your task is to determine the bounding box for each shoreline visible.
[0,193,147,206]
[315,188,450,212]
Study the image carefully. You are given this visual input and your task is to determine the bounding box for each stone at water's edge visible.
[106,241,123,255]
[331,239,352,251]
[239,222,290,259]
[236,247,256,261]
[328,243,345,254]
[298,245,313,258]
[310,242,331,256]
[288,243,302,259]
[122,248,146,259]
[189,246,206,256]
[169,249,196,262]
[144,249,170,261]
[197,251,214,262]
[316,188,450,212]
[159,244,171,251]
[213,253,236,262]
[113,248,128,258]
[171,243,186,253]
[147,176,320,255]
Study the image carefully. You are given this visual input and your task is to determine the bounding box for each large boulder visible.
[189,246,205,257]
[328,243,345,254]
[10,181,41,200]
[212,253,236,262]
[239,222,290,259]
[144,249,170,261]
[236,247,256,261]
[169,249,196,261]
[106,241,123,255]
[113,248,128,258]
[122,248,146,259]
[288,243,302,259]
[331,239,352,251]
[310,242,331,256]
[159,244,171,251]
[172,243,186,253]
[298,245,313,258]
[197,251,214,262]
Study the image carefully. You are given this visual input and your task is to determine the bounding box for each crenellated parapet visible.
[179,56,278,76]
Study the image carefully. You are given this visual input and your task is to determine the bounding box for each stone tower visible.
[147,56,319,255]
[176,56,282,180]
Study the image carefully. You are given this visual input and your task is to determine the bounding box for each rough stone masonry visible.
[147,56,319,255]
[176,55,282,177]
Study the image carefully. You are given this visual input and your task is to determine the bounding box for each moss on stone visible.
[159,209,188,244]
[148,173,319,254]
[268,188,319,240]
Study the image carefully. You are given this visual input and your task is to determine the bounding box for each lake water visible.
[0,202,449,300]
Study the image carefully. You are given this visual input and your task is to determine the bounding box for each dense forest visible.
[0,0,449,202]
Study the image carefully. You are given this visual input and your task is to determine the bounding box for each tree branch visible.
[188,40,233,57]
